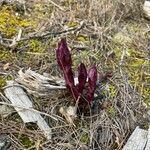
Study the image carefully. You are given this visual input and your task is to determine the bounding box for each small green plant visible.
[19,135,34,148]
[80,132,89,144]
[106,106,116,117]
[0,76,6,90]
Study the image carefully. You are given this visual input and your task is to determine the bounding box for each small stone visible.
[143,1,150,20]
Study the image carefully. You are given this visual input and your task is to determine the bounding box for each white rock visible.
[144,1,150,19]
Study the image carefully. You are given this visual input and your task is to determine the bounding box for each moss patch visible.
[0,76,6,90]
[0,5,35,38]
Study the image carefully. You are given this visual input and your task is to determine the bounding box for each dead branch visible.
[16,68,66,96]
[0,21,85,48]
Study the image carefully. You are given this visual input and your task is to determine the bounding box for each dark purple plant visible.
[56,38,98,109]
[77,63,87,95]
[56,39,72,70]
[56,38,78,100]
[87,66,97,104]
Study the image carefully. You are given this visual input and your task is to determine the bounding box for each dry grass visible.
[0,0,150,149]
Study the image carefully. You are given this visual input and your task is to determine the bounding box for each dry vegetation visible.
[0,0,150,149]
